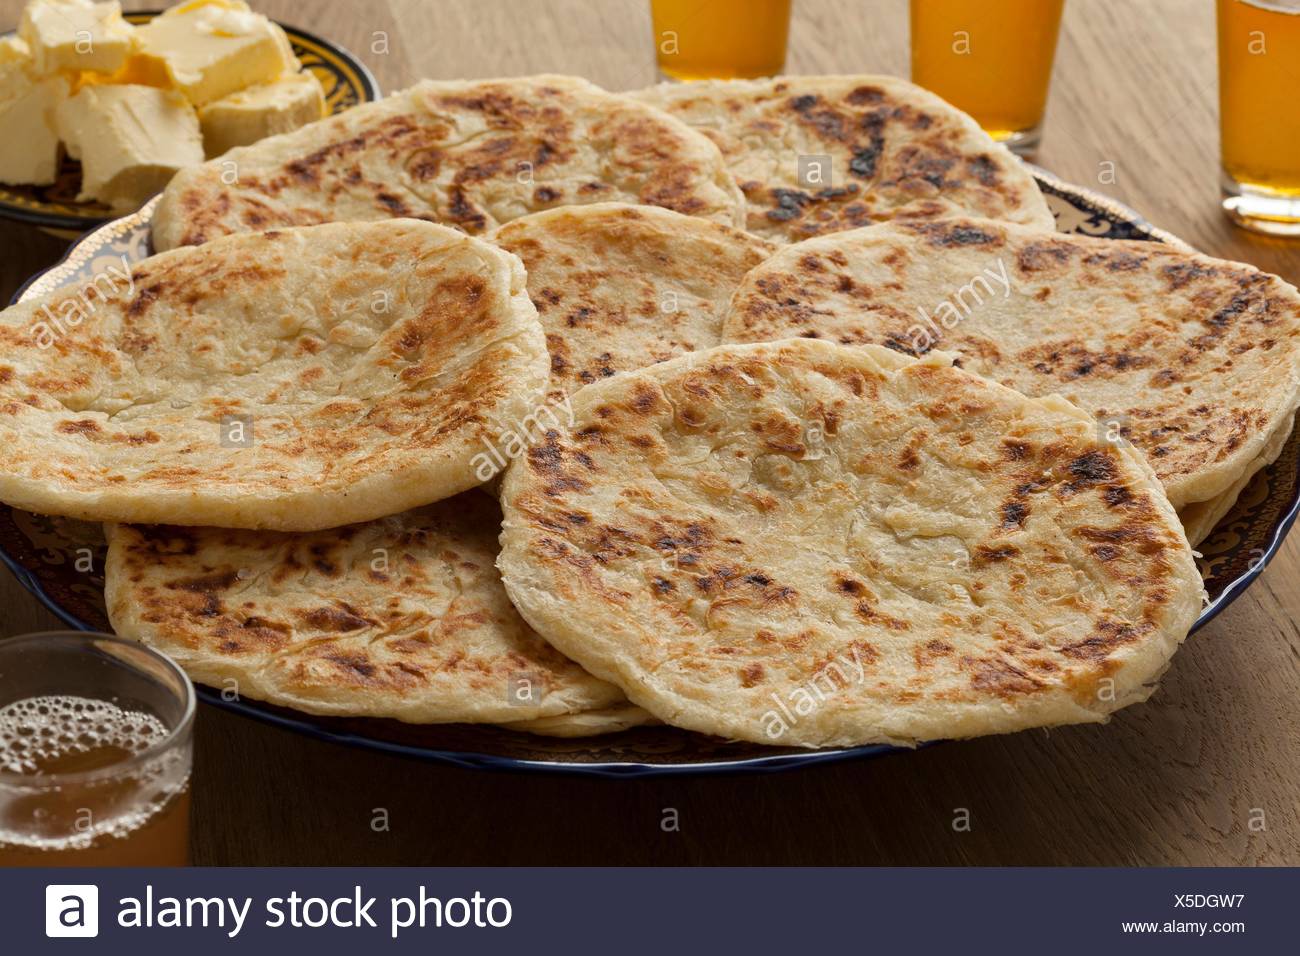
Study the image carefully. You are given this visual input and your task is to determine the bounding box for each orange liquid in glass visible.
[0,696,190,867]
[910,0,1064,140]
[651,0,792,81]
[1218,0,1300,196]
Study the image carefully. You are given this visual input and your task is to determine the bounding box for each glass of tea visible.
[1217,0,1300,236]
[651,0,792,81]
[909,0,1065,154]
[0,632,194,867]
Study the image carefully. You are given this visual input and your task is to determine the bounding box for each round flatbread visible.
[1179,418,1293,546]
[154,74,745,251]
[490,202,774,409]
[0,219,548,531]
[498,339,1203,748]
[630,75,1054,243]
[722,217,1300,516]
[105,492,629,725]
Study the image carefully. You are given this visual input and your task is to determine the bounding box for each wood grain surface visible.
[1,0,1297,866]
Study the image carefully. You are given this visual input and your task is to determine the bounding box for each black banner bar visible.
[6,867,1291,953]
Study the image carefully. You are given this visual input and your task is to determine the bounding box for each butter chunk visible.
[72,50,173,92]
[199,69,324,157]
[0,35,34,100]
[0,68,67,185]
[134,0,300,106]
[56,84,203,209]
[19,0,135,75]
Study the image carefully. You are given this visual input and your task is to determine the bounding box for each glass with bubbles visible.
[0,632,194,866]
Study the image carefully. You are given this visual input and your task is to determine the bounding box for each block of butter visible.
[56,84,203,209]
[0,35,33,100]
[19,0,135,75]
[0,57,67,186]
[72,49,173,93]
[133,0,299,107]
[199,69,324,157]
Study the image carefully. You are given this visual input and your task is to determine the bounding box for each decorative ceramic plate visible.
[0,11,379,234]
[2,175,1297,777]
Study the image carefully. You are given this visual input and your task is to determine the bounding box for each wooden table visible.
[2,0,1297,866]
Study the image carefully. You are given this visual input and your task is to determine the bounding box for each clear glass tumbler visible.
[0,632,194,866]
[910,0,1065,155]
[1217,0,1300,235]
[651,0,792,81]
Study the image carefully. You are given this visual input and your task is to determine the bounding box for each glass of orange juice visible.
[910,0,1065,154]
[651,0,792,81]
[0,632,194,867]
[1217,0,1300,236]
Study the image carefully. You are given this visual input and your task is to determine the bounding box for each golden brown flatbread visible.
[490,202,773,408]
[105,492,631,725]
[154,74,745,250]
[0,220,547,530]
[723,217,1300,515]
[498,340,1203,748]
[631,75,1054,242]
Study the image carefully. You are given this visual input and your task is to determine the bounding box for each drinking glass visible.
[910,0,1065,154]
[0,632,194,867]
[651,0,792,81]
[1217,0,1300,235]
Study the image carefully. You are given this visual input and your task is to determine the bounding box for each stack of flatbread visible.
[2,74,1297,750]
